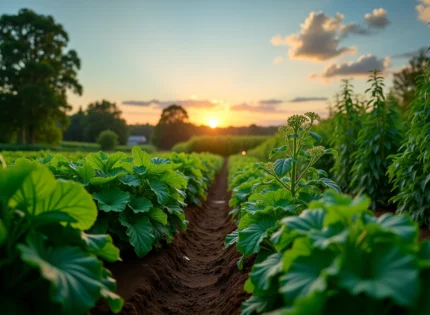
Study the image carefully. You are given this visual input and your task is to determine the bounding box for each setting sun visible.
[208,119,219,129]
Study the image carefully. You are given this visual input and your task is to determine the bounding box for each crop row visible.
[244,70,430,228]
[0,148,223,314]
[226,112,430,314]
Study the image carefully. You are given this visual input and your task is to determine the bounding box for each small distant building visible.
[128,135,147,145]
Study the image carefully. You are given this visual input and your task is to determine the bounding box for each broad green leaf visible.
[86,152,127,173]
[128,196,152,213]
[18,234,103,315]
[148,179,170,205]
[89,169,128,186]
[318,178,341,194]
[251,252,283,290]
[119,213,155,258]
[225,230,239,248]
[158,171,187,189]
[93,187,130,212]
[363,213,418,243]
[12,169,97,230]
[270,145,288,159]
[10,163,56,212]
[132,147,151,167]
[238,215,278,256]
[76,164,95,186]
[81,233,121,262]
[338,243,419,307]
[280,249,334,302]
[119,175,141,187]
[101,268,124,313]
[0,160,35,202]
[241,295,278,315]
[282,209,326,234]
[148,207,168,225]
[274,158,295,178]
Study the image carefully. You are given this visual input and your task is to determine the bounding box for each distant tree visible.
[392,49,430,110]
[0,8,82,144]
[82,100,128,145]
[158,104,189,124]
[97,130,118,151]
[152,104,192,149]
[63,107,85,142]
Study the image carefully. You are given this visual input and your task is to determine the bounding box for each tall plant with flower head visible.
[260,112,340,211]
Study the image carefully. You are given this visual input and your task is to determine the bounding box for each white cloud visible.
[271,10,390,62]
[365,8,390,28]
[417,0,430,23]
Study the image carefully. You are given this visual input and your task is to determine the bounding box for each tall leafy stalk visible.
[351,70,404,209]
[330,80,362,193]
[388,66,430,226]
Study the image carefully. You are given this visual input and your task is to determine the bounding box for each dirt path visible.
[96,160,250,315]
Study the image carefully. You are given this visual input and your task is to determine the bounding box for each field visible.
[1,5,430,314]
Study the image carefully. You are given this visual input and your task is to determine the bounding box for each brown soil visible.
[94,160,251,315]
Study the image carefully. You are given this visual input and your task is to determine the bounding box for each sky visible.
[1,0,429,127]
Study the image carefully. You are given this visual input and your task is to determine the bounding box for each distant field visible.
[172,135,270,156]
[0,141,157,153]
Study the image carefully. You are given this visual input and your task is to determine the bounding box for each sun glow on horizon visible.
[208,118,219,128]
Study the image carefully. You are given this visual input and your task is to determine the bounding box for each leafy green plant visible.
[331,80,362,193]
[164,152,222,206]
[242,192,430,315]
[388,67,430,227]
[97,130,119,151]
[226,113,339,268]
[0,160,123,314]
[261,112,339,203]
[26,148,222,258]
[351,71,404,209]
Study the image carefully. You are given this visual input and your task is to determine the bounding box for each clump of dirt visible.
[93,161,251,315]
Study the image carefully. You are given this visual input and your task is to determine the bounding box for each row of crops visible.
[245,70,430,229]
[226,110,430,314]
[0,147,223,314]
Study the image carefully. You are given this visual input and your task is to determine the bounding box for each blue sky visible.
[1,0,428,126]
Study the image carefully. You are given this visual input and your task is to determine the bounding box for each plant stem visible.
[291,136,297,197]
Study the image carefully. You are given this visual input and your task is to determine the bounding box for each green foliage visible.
[152,105,191,149]
[260,112,339,201]
[168,152,223,206]
[0,9,82,145]
[392,49,430,110]
[388,67,430,227]
[173,135,270,156]
[97,130,119,151]
[18,148,222,258]
[241,192,429,315]
[226,113,339,271]
[351,71,404,209]
[82,100,129,145]
[0,160,123,314]
[330,80,362,193]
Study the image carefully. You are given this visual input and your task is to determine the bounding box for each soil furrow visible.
[95,160,251,315]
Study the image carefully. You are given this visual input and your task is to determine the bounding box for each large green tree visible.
[0,8,82,144]
[82,100,128,145]
[152,104,192,149]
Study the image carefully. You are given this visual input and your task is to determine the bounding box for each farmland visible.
[1,3,430,315]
